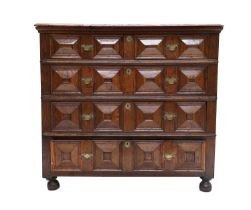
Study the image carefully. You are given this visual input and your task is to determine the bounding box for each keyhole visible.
[124,141,130,148]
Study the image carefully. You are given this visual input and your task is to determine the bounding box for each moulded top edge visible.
[34,24,224,33]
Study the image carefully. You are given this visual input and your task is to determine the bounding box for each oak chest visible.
[35,24,223,191]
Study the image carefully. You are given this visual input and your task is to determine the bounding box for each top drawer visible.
[41,34,219,60]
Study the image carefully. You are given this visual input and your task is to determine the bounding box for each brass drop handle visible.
[124,102,132,110]
[163,112,176,121]
[166,44,178,51]
[81,44,94,51]
[81,153,93,159]
[81,77,93,85]
[82,113,94,121]
[165,76,177,85]
[163,153,175,161]
[124,141,131,148]
[125,68,132,76]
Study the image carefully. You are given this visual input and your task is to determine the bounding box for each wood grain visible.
[36,24,223,191]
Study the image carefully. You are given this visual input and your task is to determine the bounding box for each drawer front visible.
[43,64,217,96]
[134,141,205,171]
[45,34,218,60]
[50,140,205,172]
[134,35,212,59]
[45,101,214,133]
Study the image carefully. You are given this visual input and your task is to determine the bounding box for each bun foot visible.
[47,177,60,191]
[199,177,212,192]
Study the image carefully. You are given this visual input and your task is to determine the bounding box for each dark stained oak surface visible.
[35,24,223,33]
[36,24,223,191]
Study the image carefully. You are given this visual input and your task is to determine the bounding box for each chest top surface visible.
[35,24,223,33]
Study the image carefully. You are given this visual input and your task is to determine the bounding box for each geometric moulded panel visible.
[94,36,123,59]
[136,37,165,59]
[93,67,122,94]
[176,102,206,132]
[135,102,163,131]
[134,141,162,170]
[51,102,81,131]
[51,66,81,94]
[94,102,122,132]
[50,35,81,58]
[51,141,81,171]
[179,36,206,59]
[177,66,206,94]
[135,68,164,94]
[93,141,121,170]
[175,142,205,171]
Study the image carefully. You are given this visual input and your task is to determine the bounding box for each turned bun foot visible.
[47,177,60,191]
[199,177,212,192]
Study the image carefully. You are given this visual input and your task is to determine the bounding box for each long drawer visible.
[42,64,217,96]
[50,140,205,172]
[42,34,219,60]
[42,101,216,133]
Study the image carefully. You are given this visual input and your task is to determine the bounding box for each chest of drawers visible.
[35,24,223,191]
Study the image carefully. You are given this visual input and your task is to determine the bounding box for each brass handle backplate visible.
[126,36,133,42]
[81,153,93,159]
[165,76,177,85]
[82,113,94,121]
[125,68,132,76]
[166,44,178,51]
[163,112,176,121]
[163,153,175,161]
[81,77,93,85]
[81,44,94,51]
[124,102,132,110]
[124,141,131,148]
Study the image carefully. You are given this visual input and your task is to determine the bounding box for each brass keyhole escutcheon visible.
[126,68,132,76]
[126,36,133,42]
[124,141,130,148]
[125,102,131,110]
